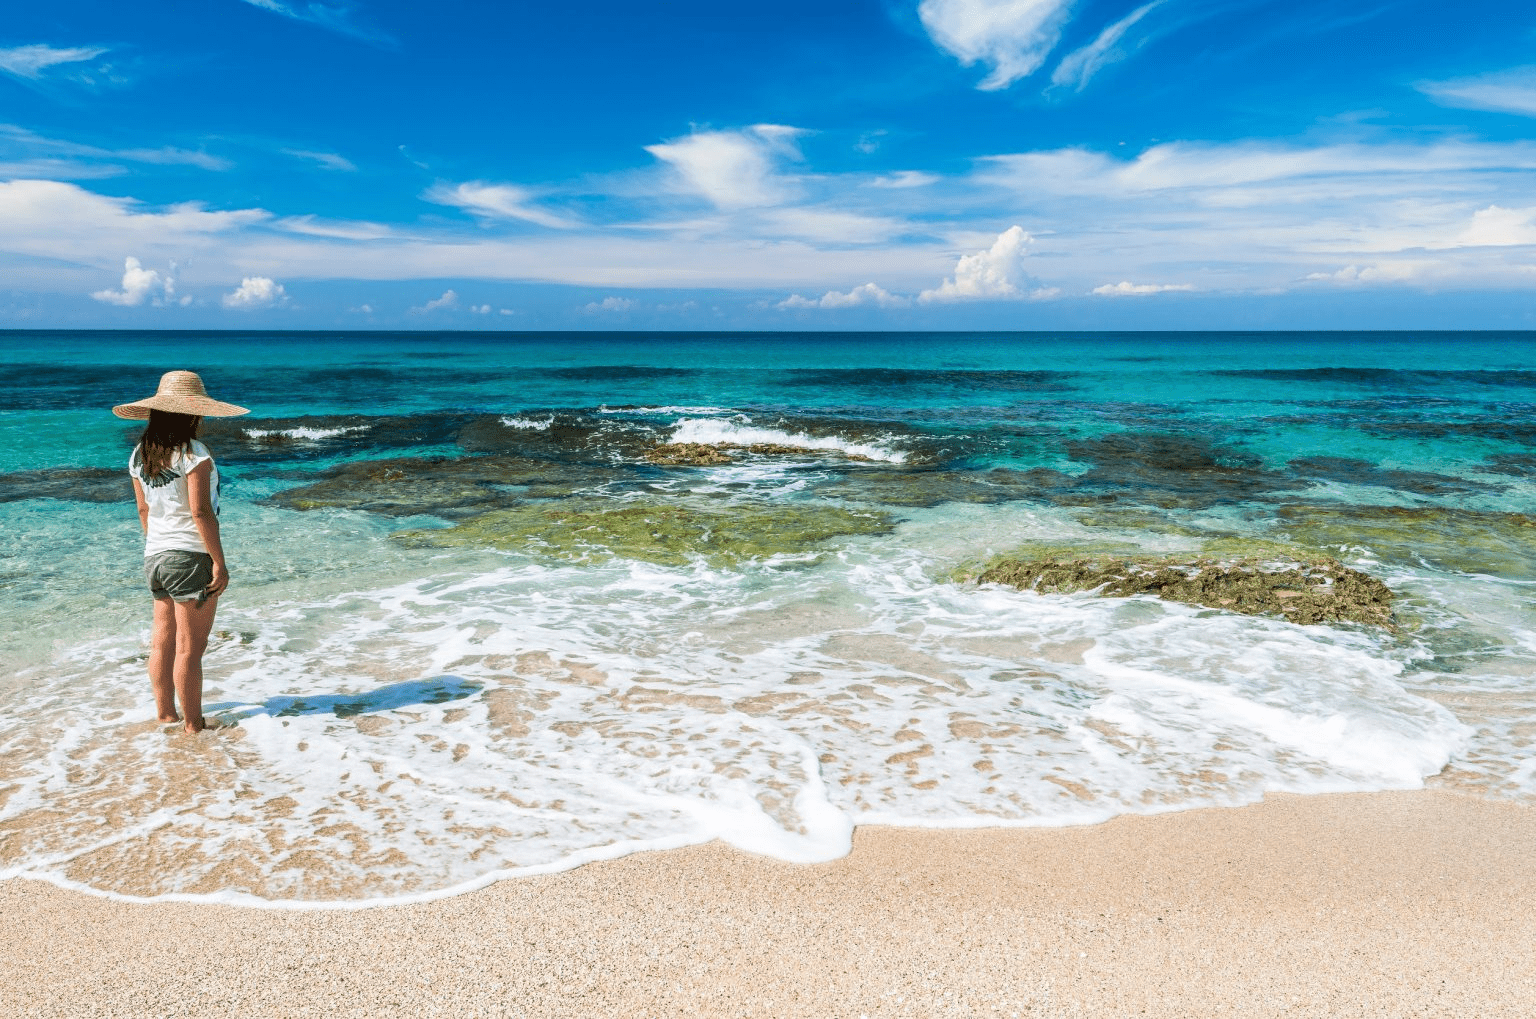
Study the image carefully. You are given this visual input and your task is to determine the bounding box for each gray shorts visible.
[145,551,214,605]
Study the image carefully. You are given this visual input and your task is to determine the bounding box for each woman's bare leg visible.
[172,594,219,734]
[149,596,179,723]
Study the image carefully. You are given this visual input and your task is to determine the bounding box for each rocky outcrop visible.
[975,549,1394,627]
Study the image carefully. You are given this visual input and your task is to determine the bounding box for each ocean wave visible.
[668,417,908,462]
[244,425,369,441]
[0,507,1476,908]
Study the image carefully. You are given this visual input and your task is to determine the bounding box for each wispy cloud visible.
[237,0,395,45]
[424,181,575,229]
[282,148,356,171]
[1418,66,1536,118]
[0,124,230,173]
[1050,1,1162,92]
[918,0,1075,90]
[0,44,108,80]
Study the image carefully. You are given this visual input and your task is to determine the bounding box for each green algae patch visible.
[1273,504,1536,579]
[969,545,1394,627]
[393,499,895,566]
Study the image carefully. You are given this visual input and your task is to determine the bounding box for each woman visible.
[114,371,249,734]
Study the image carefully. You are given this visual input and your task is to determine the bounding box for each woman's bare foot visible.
[158,714,181,724]
[184,716,206,734]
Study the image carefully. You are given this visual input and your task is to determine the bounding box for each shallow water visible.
[1,330,1533,906]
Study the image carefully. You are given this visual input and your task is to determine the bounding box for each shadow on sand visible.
[206,675,482,721]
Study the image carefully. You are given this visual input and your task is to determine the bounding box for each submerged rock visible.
[973,547,1394,627]
[267,455,626,517]
[1274,503,1536,579]
[0,467,128,504]
[644,442,874,466]
[394,499,895,566]
[815,467,1073,508]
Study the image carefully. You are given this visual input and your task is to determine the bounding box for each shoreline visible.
[3,788,1532,1017]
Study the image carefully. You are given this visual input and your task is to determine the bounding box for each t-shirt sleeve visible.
[179,440,213,473]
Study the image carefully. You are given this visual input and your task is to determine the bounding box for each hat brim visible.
[112,395,251,420]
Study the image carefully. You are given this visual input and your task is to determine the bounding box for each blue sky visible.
[3,0,1536,329]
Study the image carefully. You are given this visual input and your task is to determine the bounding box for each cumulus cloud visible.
[583,296,634,313]
[645,125,804,209]
[1455,205,1536,247]
[425,181,574,228]
[778,282,908,309]
[0,44,108,80]
[1303,264,1429,285]
[1091,281,1195,296]
[918,0,1075,90]
[1050,1,1162,91]
[1418,66,1536,118]
[410,289,459,313]
[91,256,176,306]
[283,149,356,172]
[222,276,287,309]
[470,303,491,314]
[919,225,1036,302]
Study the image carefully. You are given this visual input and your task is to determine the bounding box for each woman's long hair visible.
[136,410,202,483]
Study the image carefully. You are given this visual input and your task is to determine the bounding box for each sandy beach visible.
[1,788,1530,1018]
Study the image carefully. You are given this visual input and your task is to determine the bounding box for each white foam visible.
[244,425,368,441]
[0,502,1485,908]
[498,415,554,430]
[668,417,907,462]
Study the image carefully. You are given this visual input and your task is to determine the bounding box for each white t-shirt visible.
[129,439,220,557]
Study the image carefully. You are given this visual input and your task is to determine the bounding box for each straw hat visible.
[112,370,249,419]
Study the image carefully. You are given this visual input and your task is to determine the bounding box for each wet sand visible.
[1,789,1531,1018]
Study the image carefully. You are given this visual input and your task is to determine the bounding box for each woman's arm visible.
[186,460,229,597]
[132,478,148,534]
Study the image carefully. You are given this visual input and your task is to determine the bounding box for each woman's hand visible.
[206,563,230,598]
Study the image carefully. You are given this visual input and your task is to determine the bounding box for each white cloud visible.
[470,303,491,314]
[0,45,107,80]
[919,225,1035,302]
[1418,66,1536,118]
[351,304,373,314]
[410,289,459,313]
[1456,205,1536,247]
[1091,281,1195,296]
[756,207,905,244]
[918,0,1075,90]
[498,308,515,316]
[778,282,908,309]
[0,124,229,173]
[583,296,634,313]
[1050,1,1162,92]
[868,171,941,189]
[424,181,574,229]
[1303,263,1432,286]
[222,276,287,309]
[645,125,804,209]
[283,149,356,172]
[91,256,174,306]
[275,215,393,240]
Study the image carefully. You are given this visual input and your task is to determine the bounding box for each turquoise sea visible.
[1,330,1533,905]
